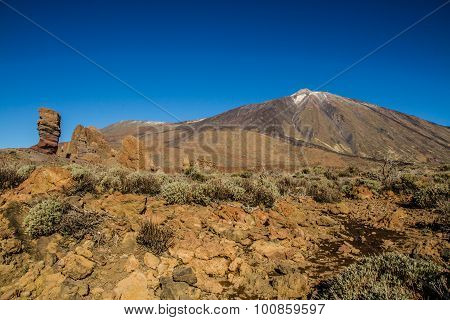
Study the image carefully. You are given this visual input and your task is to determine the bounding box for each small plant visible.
[58,208,103,240]
[66,164,98,195]
[24,199,65,238]
[309,182,342,203]
[190,183,212,205]
[98,166,129,193]
[276,175,307,196]
[410,184,449,209]
[161,181,192,204]
[136,221,174,256]
[184,165,208,182]
[241,176,280,208]
[124,171,162,195]
[380,152,400,189]
[313,252,449,300]
[0,164,33,191]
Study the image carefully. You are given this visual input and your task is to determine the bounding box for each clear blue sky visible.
[1,0,449,148]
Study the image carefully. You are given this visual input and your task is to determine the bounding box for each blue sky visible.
[1,0,449,148]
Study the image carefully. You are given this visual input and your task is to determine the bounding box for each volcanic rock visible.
[31,108,61,154]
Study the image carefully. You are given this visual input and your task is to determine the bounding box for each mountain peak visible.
[292,88,312,96]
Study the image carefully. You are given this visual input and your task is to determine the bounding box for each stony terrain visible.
[0,149,448,300]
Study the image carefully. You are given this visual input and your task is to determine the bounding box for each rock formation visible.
[58,125,115,162]
[31,108,61,154]
[117,135,154,170]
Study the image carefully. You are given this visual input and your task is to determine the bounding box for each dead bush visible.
[58,208,103,240]
[136,221,174,256]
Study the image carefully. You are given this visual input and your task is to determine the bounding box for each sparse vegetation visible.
[123,171,162,195]
[58,207,103,240]
[66,164,98,195]
[314,252,449,300]
[161,181,192,204]
[136,221,174,256]
[308,182,342,203]
[24,199,65,238]
[0,164,35,192]
[410,184,449,209]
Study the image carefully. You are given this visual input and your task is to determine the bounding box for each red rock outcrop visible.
[31,108,61,154]
[58,125,115,162]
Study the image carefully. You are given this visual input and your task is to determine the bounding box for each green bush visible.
[124,171,162,195]
[309,182,342,203]
[136,221,174,256]
[313,252,449,300]
[184,165,208,182]
[276,175,307,196]
[241,176,280,208]
[161,181,192,204]
[190,183,212,205]
[410,184,449,209]
[0,165,34,191]
[66,164,98,195]
[24,199,65,238]
[392,173,421,194]
[98,166,130,193]
[204,177,246,202]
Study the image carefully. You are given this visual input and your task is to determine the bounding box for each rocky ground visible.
[0,152,448,300]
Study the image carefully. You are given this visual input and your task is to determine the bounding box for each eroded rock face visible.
[58,125,114,162]
[32,108,61,154]
[117,135,153,170]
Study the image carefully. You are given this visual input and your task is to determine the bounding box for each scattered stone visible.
[160,277,200,300]
[251,240,289,259]
[60,253,95,280]
[144,252,160,269]
[114,271,151,300]
[124,255,140,272]
[173,265,197,285]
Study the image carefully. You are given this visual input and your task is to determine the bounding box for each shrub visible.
[24,199,65,238]
[190,183,212,206]
[392,173,421,194]
[410,184,449,209]
[184,165,208,182]
[124,171,162,195]
[356,178,382,193]
[241,176,280,208]
[0,165,33,191]
[98,166,129,193]
[313,252,449,300]
[276,175,307,196]
[66,164,98,195]
[161,181,192,204]
[16,165,36,180]
[324,169,338,181]
[136,221,174,256]
[58,208,103,240]
[309,182,342,203]
[204,177,246,202]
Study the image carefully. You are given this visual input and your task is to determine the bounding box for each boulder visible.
[16,167,72,195]
[160,277,200,300]
[114,271,151,300]
[31,107,61,154]
[59,252,95,280]
[251,240,289,259]
[173,265,197,285]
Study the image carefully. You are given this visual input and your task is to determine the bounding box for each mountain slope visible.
[101,89,450,167]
